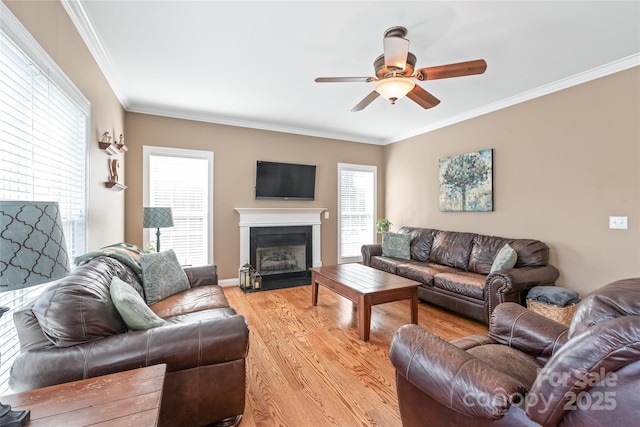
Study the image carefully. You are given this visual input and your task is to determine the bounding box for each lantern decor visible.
[253,272,262,290]
[239,262,255,291]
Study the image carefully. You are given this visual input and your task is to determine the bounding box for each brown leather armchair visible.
[390,277,640,426]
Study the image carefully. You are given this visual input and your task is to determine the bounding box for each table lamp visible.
[142,207,174,252]
[0,201,70,427]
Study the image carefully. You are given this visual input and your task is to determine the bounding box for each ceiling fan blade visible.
[351,91,380,112]
[416,59,487,81]
[406,85,441,109]
[383,36,410,71]
[315,77,373,83]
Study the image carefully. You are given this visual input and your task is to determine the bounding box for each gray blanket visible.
[527,286,580,307]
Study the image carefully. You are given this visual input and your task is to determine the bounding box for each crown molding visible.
[126,104,386,145]
[58,1,638,146]
[386,54,640,145]
[61,0,130,108]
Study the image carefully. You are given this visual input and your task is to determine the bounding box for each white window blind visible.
[144,147,213,266]
[0,5,89,394]
[338,163,376,263]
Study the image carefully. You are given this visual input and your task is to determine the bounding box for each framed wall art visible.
[439,148,493,212]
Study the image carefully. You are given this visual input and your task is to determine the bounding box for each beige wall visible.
[384,67,640,296]
[9,1,638,294]
[124,113,385,279]
[6,0,127,249]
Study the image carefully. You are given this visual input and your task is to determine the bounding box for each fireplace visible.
[250,226,312,290]
[235,207,326,290]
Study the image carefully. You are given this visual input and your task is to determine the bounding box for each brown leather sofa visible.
[362,226,559,323]
[389,277,640,426]
[9,256,249,427]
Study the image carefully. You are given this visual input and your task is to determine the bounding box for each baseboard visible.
[219,278,239,287]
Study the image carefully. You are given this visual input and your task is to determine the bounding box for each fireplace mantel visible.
[235,208,326,276]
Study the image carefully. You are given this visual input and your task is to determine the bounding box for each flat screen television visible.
[255,161,316,200]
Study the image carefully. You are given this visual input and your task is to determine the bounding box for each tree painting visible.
[439,149,493,212]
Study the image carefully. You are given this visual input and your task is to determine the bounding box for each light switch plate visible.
[324,211,329,219]
[609,216,628,229]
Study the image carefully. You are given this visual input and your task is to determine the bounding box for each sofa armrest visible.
[489,302,569,361]
[10,314,248,392]
[390,324,526,421]
[485,265,560,321]
[184,264,218,287]
[361,243,382,266]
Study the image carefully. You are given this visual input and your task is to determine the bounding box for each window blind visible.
[0,13,88,393]
[338,164,376,261]
[148,151,211,266]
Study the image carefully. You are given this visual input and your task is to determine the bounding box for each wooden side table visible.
[1,364,166,427]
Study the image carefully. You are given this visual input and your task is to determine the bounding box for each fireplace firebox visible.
[250,226,312,290]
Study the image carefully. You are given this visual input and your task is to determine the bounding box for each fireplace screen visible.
[256,244,306,276]
[250,225,312,290]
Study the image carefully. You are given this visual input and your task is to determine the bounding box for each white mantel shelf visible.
[235,208,327,274]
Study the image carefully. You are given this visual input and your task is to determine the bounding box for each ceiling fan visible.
[315,26,487,112]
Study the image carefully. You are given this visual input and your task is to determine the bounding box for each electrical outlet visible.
[609,216,628,230]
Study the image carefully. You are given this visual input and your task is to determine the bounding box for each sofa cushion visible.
[428,230,476,270]
[398,226,437,262]
[382,232,411,259]
[110,277,167,330]
[490,244,518,273]
[371,256,405,274]
[433,271,486,300]
[141,249,191,305]
[396,261,459,286]
[466,344,543,389]
[509,239,550,268]
[150,285,230,318]
[468,235,512,274]
[32,257,128,347]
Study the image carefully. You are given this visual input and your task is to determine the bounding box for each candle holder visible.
[238,262,255,292]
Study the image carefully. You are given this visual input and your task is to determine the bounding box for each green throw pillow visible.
[490,243,518,273]
[141,249,191,305]
[110,277,167,330]
[382,232,411,260]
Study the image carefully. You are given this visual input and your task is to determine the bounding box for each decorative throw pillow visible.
[382,232,411,260]
[140,249,190,305]
[110,277,167,330]
[490,243,518,273]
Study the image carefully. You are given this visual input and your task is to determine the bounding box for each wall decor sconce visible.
[99,131,127,154]
[105,158,127,191]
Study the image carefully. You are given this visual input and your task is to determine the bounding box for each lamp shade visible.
[374,77,415,102]
[0,201,70,291]
[143,207,174,229]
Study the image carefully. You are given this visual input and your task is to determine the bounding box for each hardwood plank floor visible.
[225,284,487,426]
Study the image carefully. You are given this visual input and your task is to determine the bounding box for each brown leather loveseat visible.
[362,226,559,323]
[389,277,640,426]
[9,255,249,427]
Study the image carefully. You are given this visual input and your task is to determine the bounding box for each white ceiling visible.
[63,1,640,145]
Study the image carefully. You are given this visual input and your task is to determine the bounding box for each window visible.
[337,163,377,263]
[0,3,89,393]
[143,146,213,266]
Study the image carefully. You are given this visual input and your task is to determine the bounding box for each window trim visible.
[337,162,378,264]
[142,145,214,264]
[1,2,90,114]
[1,2,90,394]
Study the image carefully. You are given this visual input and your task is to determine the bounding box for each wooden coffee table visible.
[310,263,421,341]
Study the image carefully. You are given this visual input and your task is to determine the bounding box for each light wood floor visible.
[225,284,487,427]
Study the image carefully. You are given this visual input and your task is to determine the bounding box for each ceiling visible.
[63,1,640,145]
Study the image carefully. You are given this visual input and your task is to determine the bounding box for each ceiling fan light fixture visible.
[374,77,415,103]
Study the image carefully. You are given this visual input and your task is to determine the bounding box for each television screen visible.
[255,161,316,200]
